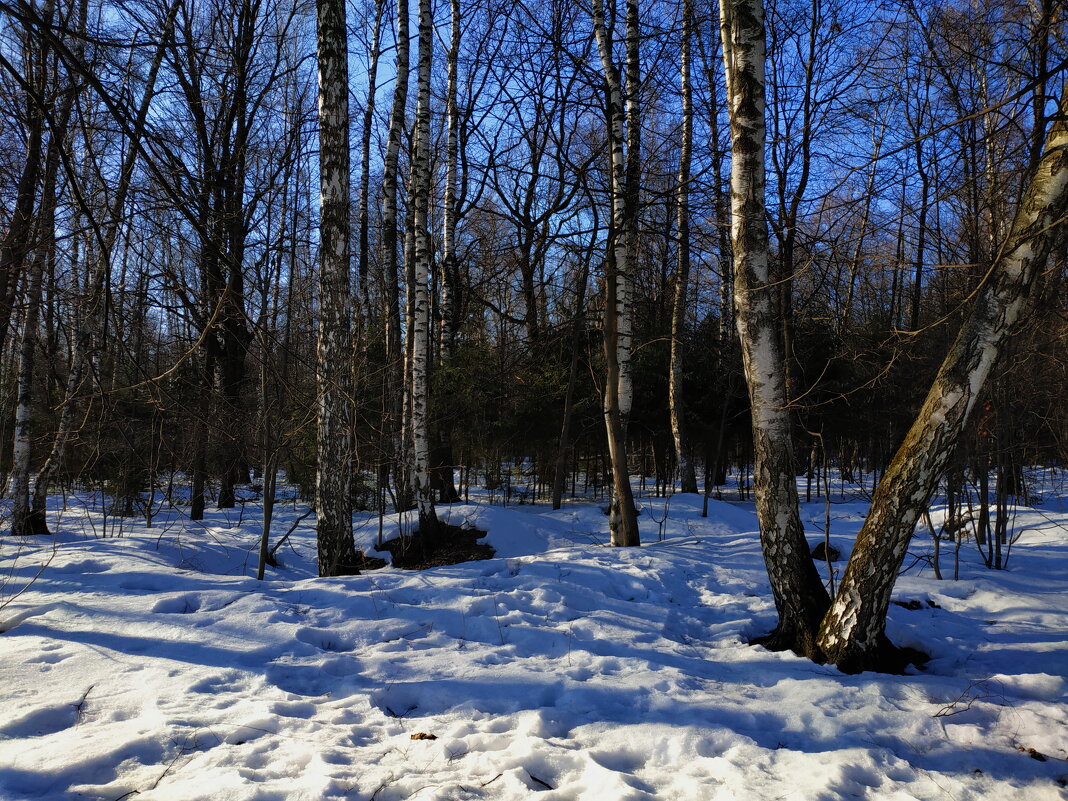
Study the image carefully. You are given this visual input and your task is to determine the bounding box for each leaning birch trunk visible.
[12,48,73,536]
[592,0,639,546]
[0,0,54,363]
[817,89,1068,674]
[719,0,830,654]
[380,0,410,510]
[410,0,439,538]
[314,0,357,576]
[670,0,698,495]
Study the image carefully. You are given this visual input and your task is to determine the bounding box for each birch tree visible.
[28,0,180,533]
[591,0,639,546]
[719,0,830,654]
[817,88,1068,673]
[10,0,68,537]
[379,0,410,507]
[409,0,439,537]
[314,0,358,575]
[356,0,384,293]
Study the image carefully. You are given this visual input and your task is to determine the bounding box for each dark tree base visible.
[753,625,929,675]
[11,509,50,537]
[335,552,389,575]
[832,635,929,675]
[380,523,493,570]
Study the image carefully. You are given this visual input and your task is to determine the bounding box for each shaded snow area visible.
[1,480,1067,800]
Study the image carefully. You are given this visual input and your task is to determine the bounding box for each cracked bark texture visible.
[719,0,830,654]
[818,89,1068,673]
[314,0,357,576]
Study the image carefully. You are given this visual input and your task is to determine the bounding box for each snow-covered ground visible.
[1,476,1066,800]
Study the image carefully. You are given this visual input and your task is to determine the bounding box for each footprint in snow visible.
[265,663,333,697]
[26,649,70,665]
[0,704,78,737]
[296,626,355,653]
[51,559,109,575]
[270,700,317,718]
[188,671,245,694]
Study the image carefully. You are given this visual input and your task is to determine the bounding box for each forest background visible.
[0,0,1065,672]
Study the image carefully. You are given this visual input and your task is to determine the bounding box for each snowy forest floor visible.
[1,472,1067,800]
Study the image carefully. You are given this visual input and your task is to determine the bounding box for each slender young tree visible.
[356,0,384,294]
[591,0,639,546]
[669,0,698,495]
[380,0,411,508]
[314,0,357,575]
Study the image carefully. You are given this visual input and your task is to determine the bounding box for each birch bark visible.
[719,0,830,654]
[591,0,640,546]
[410,0,439,536]
[818,89,1068,673]
[314,0,357,575]
[380,0,410,509]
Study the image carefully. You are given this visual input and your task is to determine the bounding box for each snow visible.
[1,477,1067,800]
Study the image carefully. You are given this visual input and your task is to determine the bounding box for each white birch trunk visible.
[592,0,640,546]
[440,0,461,354]
[380,0,410,509]
[314,0,357,575]
[720,0,830,653]
[410,0,438,536]
[818,88,1068,673]
[356,0,383,294]
[10,249,47,536]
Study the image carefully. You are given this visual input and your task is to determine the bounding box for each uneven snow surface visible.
[1,481,1066,800]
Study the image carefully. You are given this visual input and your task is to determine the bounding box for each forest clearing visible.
[1,472,1066,800]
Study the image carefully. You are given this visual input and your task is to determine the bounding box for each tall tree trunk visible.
[670,0,697,495]
[719,0,830,654]
[380,0,410,510]
[430,0,462,505]
[620,0,640,421]
[410,0,438,537]
[592,0,639,546]
[440,0,461,355]
[314,0,357,576]
[12,25,71,537]
[0,0,53,361]
[11,246,50,536]
[817,89,1068,673]
[910,138,930,332]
